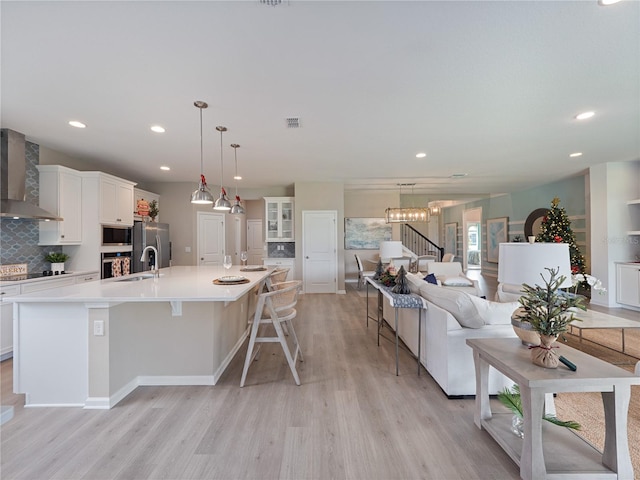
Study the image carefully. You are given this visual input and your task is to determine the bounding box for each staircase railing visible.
[401,224,444,261]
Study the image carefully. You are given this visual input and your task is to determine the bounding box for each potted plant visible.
[514,267,586,368]
[148,200,159,222]
[45,252,70,273]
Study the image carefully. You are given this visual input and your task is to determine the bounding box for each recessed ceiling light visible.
[151,125,165,133]
[68,120,86,128]
[575,111,595,120]
[160,166,170,171]
[416,152,427,159]
[598,0,621,5]
[569,152,583,158]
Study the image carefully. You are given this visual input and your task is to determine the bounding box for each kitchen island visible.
[6,266,271,409]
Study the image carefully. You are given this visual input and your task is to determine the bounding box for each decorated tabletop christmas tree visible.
[392,266,411,294]
[536,197,586,276]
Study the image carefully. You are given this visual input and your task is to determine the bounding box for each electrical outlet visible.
[94,320,105,336]
[185,246,191,253]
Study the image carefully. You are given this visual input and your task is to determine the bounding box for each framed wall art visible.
[444,222,457,256]
[344,218,392,249]
[486,217,508,263]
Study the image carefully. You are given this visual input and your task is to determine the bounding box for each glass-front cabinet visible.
[265,196,294,242]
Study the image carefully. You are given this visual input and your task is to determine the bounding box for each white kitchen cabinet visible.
[37,165,83,245]
[100,174,135,226]
[263,258,295,280]
[627,199,640,235]
[617,263,640,308]
[264,197,294,242]
[134,188,160,222]
[0,285,20,361]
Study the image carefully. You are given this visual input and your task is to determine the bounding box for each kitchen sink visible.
[115,274,156,282]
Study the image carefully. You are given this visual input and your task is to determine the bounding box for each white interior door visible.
[302,211,337,294]
[197,212,225,266]
[247,219,264,266]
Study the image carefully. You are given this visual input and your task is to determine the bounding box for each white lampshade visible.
[498,243,573,289]
[380,241,403,262]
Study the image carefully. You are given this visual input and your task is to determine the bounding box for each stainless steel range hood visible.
[1,129,62,221]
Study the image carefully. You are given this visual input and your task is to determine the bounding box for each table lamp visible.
[380,241,404,274]
[498,243,572,288]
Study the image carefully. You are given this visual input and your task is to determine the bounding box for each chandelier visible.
[385,184,430,223]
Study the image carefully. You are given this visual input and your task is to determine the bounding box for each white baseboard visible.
[213,326,250,385]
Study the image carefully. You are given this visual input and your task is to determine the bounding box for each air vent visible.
[261,0,282,5]
[286,117,301,128]
[450,173,468,179]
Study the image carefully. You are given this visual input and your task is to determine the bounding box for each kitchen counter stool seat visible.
[241,280,303,387]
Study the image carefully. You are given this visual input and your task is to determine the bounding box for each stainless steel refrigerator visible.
[132,221,171,273]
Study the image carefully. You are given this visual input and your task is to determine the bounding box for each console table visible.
[365,277,426,375]
[467,337,639,479]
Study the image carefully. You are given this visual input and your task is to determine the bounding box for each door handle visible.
[305,256,309,259]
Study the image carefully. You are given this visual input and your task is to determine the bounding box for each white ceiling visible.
[2,1,639,197]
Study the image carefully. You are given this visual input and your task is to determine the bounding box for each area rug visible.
[554,331,639,475]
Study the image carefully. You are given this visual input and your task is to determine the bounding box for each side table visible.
[467,337,640,479]
[365,277,426,375]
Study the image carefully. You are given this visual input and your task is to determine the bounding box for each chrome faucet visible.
[140,246,159,278]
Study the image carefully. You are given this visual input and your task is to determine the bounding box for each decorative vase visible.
[511,308,540,346]
[51,262,64,273]
[511,415,524,438]
[531,334,559,368]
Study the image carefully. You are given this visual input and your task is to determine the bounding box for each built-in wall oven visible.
[101,251,133,279]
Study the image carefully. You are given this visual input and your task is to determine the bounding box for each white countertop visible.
[5,265,271,303]
[0,270,98,286]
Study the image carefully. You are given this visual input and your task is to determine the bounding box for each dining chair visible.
[354,254,375,289]
[265,267,289,291]
[240,280,304,387]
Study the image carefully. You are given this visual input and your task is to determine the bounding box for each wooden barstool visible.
[240,280,303,387]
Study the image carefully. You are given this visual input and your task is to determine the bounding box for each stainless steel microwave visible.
[102,225,133,246]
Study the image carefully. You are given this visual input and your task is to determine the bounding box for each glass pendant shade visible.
[190,101,213,204]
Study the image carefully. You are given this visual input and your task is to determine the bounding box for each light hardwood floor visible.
[1,288,522,480]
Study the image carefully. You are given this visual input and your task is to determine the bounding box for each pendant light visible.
[190,101,214,204]
[384,183,429,223]
[213,126,231,211]
[229,143,245,215]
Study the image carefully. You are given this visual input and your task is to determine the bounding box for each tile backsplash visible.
[267,242,295,258]
[0,141,62,273]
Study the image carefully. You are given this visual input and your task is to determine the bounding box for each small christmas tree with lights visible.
[536,197,586,276]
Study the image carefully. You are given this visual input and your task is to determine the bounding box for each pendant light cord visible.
[199,107,204,183]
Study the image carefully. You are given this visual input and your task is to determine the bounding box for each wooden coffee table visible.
[569,309,640,358]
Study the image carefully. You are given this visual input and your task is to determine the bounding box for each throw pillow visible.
[439,275,473,287]
[424,273,438,285]
[419,283,484,328]
[467,295,520,325]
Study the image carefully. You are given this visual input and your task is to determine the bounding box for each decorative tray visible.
[240,266,267,272]
[213,276,250,285]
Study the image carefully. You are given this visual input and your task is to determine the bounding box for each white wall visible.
[589,160,640,307]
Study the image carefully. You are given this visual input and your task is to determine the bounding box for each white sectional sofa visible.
[382,272,518,397]
[422,261,483,297]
